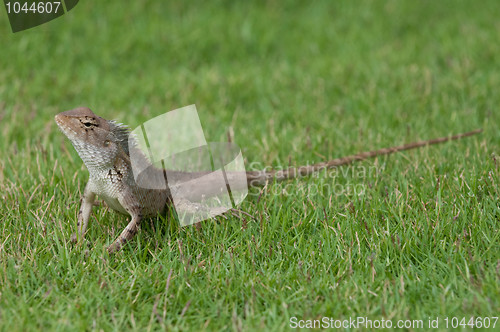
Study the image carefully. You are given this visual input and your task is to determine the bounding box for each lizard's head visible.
[55,107,130,169]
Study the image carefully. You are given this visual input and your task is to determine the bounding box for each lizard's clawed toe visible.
[107,243,121,254]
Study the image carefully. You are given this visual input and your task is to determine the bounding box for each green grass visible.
[0,0,499,330]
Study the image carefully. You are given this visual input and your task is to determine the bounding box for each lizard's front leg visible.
[107,190,143,254]
[71,183,96,243]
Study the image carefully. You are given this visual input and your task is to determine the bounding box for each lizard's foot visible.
[71,233,87,244]
[71,232,88,244]
[70,234,92,250]
[107,236,130,254]
[107,242,122,254]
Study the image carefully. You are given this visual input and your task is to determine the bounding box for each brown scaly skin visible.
[55,107,482,253]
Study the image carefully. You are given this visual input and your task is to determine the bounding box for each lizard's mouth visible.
[54,115,66,131]
[54,114,75,139]
[54,114,65,127]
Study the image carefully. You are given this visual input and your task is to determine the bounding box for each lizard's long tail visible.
[244,129,482,186]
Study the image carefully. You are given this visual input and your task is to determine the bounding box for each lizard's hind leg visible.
[107,190,143,254]
[107,213,142,254]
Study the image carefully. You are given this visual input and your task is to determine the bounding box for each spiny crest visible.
[109,121,132,155]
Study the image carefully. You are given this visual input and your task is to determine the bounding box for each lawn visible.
[0,0,499,330]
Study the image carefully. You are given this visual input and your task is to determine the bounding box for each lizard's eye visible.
[81,117,97,128]
[104,140,111,147]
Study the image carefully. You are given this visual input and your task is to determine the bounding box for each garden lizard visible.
[55,107,482,253]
